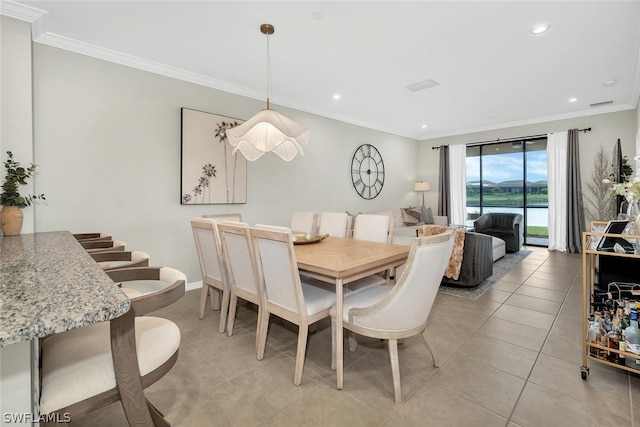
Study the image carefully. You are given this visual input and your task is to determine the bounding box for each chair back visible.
[251,225,304,316]
[191,218,227,290]
[349,232,454,332]
[318,212,350,238]
[353,214,393,243]
[290,211,317,234]
[202,212,242,222]
[218,221,261,297]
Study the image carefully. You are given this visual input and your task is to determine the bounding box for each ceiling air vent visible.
[590,100,614,107]
[406,79,439,92]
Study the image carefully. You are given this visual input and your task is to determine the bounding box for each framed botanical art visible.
[180,108,247,204]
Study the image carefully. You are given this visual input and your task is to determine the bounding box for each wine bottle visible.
[623,308,640,370]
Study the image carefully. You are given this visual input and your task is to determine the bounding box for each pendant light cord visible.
[266,28,271,110]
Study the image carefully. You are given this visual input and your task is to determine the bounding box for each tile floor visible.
[74,246,639,426]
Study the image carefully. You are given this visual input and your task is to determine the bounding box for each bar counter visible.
[0,231,130,347]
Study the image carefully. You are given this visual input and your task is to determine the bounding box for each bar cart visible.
[581,225,640,380]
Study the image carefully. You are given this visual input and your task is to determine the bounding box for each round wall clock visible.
[351,144,385,199]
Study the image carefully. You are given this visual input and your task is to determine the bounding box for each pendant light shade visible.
[227,109,310,161]
[227,23,309,161]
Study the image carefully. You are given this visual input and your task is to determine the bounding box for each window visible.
[466,138,548,246]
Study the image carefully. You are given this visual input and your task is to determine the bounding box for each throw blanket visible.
[417,225,465,280]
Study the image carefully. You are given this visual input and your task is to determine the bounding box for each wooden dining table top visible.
[293,236,409,282]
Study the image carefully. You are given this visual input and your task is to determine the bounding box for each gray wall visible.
[29,43,419,283]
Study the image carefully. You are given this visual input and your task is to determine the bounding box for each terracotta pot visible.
[1,206,24,236]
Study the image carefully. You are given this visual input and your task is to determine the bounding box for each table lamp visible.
[414,181,431,206]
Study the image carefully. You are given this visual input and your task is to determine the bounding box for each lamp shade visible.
[414,181,431,192]
[226,109,310,161]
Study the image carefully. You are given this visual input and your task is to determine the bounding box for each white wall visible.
[418,110,639,212]
[30,43,419,283]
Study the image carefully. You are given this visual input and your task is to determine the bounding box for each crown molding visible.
[0,0,44,22]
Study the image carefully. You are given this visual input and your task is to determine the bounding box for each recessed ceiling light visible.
[421,124,428,129]
[332,94,341,100]
[312,11,323,20]
[569,97,577,103]
[531,23,551,34]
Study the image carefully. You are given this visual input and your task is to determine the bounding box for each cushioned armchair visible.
[474,213,523,253]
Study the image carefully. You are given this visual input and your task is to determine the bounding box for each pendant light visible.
[227,23,310,161]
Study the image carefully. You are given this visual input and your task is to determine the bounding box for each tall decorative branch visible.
[584,146,615,223]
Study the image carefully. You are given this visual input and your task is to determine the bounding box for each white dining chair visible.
[251,225,336,386]
[352,213,394,243]
[202,212,242,222]
[331,231,454,403]
[290,211,318,234]
[218,221,264,351]
[191,218,230,333]
[318,212,352,238]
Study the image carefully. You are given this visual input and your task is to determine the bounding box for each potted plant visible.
[1,151,45,236]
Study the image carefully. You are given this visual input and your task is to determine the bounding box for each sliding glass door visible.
[466,138,548,246]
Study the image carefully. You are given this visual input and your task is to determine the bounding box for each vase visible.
[1,206,24,236]
[625,199,640,235]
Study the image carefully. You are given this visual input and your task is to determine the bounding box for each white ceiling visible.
[3,1,640,140]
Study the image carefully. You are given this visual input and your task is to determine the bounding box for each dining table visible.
[294,235,410,389]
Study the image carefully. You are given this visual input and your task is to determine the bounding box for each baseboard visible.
[186,280,203,292]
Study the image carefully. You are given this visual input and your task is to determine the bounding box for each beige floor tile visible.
[492,304,556,330]
[427,353,525,418]
[511,381,628,427]
[522,276,572,292]
[515,284,567,302]
[387,386,508,427]
[541,329,584,364]
[491,279,523,293]
[479,287,513,303]
[477,317,548,351]
[504,293,562,316]
[457,334,538,379]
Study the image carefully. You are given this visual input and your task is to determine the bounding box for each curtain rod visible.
[430,127,592,150]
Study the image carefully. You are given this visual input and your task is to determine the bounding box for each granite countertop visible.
[0,231,131,347]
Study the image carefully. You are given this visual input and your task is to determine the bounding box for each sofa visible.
[417,225,494,288]
[473,212,523,253]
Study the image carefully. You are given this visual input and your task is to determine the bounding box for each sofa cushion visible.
[401,207,424,226]
[421,206,435,224]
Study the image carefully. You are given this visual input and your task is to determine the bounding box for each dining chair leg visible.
[330,318,336,371]
[293,326,309,386]
[147,398,170,427]
[421,331,439,368]
[256,310,270,360]
[218,290,230,334]
[254,306,264,355]
[198,285,209,319]
[209,287,221,310]
[226,294,238,336]
[388,338,402,403]
[348,331,358,352]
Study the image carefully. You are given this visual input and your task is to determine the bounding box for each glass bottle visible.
[623,308,640,369]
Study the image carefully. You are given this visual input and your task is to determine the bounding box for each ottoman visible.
[492,236,506,261]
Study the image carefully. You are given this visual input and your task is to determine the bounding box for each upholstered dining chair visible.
[81,239,127,253]
[251,225,336,386]
[217,221,263,348]
[331,232,454,403]
[202,212,242,222]
[290,211,318,234]
[191,218,230,333]
[352,214,393,244]
[39,266,186,426]
[318,212,352,238]
[73,232,113,242]
[90,250,150,271]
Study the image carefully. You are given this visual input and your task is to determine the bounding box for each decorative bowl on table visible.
[292,233,329,245]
